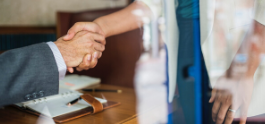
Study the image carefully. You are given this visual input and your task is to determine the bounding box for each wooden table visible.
[0,84,138,124]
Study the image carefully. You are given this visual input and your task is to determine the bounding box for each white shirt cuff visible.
[46,42,67,80]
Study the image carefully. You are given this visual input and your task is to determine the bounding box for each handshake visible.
[54,22,106,72]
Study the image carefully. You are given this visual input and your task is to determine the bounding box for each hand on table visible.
[54,30,105,69]
[63,22,106,73]
[209,76,254,124]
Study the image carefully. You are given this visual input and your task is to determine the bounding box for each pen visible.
[82,89,122,93]
[67,97,82,106]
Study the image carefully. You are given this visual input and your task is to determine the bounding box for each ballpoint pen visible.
[82,89,122,93]
[67,97,82,106]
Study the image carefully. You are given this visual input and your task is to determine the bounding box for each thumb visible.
[63,32,75,41]
[63,22,85,41]
[63,22,104,41]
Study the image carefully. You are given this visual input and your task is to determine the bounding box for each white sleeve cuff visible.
[46,42,67,80]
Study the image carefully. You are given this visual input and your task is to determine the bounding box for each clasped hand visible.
[55,22,106,72]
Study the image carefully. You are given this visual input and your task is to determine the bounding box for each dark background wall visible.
[0,34,56,51]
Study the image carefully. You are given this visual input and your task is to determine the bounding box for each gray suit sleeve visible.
[0,43,59,106]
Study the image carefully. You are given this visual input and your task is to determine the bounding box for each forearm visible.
[93,1,151,37]
[246,21,265,76]
[227,20,265,78]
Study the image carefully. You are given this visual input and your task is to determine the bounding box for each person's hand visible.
[54,30,105,68]
[75,51,102,71]
[63,22,105,41]
[209,76,254,124]
[63,22,105,73]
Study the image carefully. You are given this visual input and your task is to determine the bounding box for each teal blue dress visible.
[176,0,199,19]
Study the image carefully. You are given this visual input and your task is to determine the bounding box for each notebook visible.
[15,88,107,118]
[59,75,101,90]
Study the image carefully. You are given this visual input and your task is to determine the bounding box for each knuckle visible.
[74,22,81,28]
[92,63,97,68]
[80,67,86,70]
[219,97,226,102]
[215,98,220,102]
[212,113,216,121]
[216,95,222,101]
[225,99,232,104]
[84,65,90,68]
[84,62,90,66]
[74,22,79,25]
[101,45,105,51]
[89,66,94,69]
[212,112,217,116]
[89,42,93,47]
[226,115,233,120]
[85,33,91,37]
[102,45,105,50]
[79,63,85,68]
[98,53,102,58]
[86,42,93,47]
[217,115,224,122]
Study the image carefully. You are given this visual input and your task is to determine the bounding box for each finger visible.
[212,90,222,122]
[90,56,98,68]
[97,51,102,59]
[63,22,105,41]
[212,101,221,122]
[216,104,230,124]
[76,54,92,71]
[209,89,217,103]
[76,67,83,72]
[93,52,99,59]
[63,23,83,41]
[239,116,247,124]
[224,96,240,124]
[93,51,102,59]
[93,42,105,52]
[92,33,106,45]
[216,96,231,124]
[76,66,89,71]
[239,104,249,124]
[79,54,92,70]
[224,107,236,124]
[76,54,91,71]
[67,68,74,73]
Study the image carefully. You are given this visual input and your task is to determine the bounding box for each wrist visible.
[46,41,67,80]
[93,18,110,37]
[54,41,71,67]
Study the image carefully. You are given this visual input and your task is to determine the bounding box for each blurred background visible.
[0,0,128,51]
[1,0,265,124]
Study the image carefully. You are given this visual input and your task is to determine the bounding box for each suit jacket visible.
[0,43,59,106]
